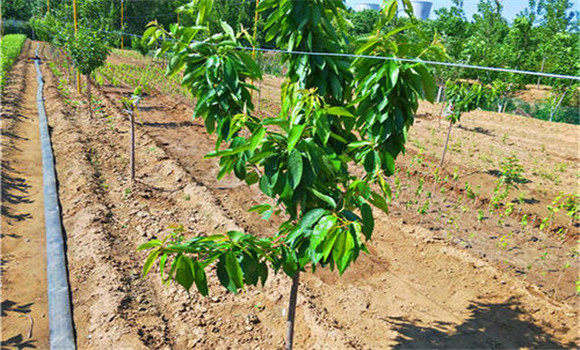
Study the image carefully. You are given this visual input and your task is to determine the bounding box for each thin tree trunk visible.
[438,102,446,130]
[86,74,92,118]
[285,271,300,350]
[536,57,546,88]
[257,79,262,112]
[439,120,453,168]
[436,85,443,103]
[549,89,568,122]
[130,106,136,181]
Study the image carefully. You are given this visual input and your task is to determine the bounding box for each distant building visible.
[351,1,432,19]
[409,1,432,20]
[354,3,380,11]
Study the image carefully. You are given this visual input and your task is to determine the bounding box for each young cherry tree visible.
[439,80,488,168]
[140,0,437,348]
[68,30,110,117]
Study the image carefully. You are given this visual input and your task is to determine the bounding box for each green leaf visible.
[193,261,209,296]
[225,252,244,289]
[217,255,237,293]
[369,191,389,215]
[142,249,160,278]
[309,188,337,208]
[159,253,168,281]
[361,203,374,240]
[324,107,354,118]
[288,149,303,189]
[287,124,306,153]
[245,170,260,185]
[137,239,163,251]
[322,230,339,261]
[334,230,355,275]
[310,216,337,264]
[300,208,327,230]
[227,231,245,243]
[175,255,195,291]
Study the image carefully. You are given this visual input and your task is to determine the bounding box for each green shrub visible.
[0,34,27,90]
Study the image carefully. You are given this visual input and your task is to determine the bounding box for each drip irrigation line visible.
[34,44,77,350]
[106,29,580,81]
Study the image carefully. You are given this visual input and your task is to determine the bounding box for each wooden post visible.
[250,0,260,103]
[73,0,81,94]
[47,0,50,13]
[177,12,180,25]
[120,0,124,49]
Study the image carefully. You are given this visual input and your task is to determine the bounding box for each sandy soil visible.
[1,41,49,349]
[3,41,578,349]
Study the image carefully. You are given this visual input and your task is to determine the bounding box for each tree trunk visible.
[438,102,446,130]
[86,74,92,118]
[285,271,300,350]
[439,120,453,168]
[536,57,546,88]
[436,85,443,103]
[130,107,136,181]
[549,89,568,123]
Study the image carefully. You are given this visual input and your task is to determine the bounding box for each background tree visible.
[439,80,489,167]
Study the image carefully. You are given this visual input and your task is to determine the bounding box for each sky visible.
[344,0,580,21]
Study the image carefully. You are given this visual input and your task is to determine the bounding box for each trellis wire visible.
[106,30,580,81]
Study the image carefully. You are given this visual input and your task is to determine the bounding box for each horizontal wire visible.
[106,29,579,81]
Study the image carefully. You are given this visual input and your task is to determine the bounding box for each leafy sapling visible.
[139,0,438,348]
[120,86,142,181]
[69,31,111,117]
[439,80,488,168]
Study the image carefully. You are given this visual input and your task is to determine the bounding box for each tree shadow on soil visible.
[1,334,36,350]
[142,121,193,129]
[1,160,33,227]
[1,300,33,317]
[457,125,495,137]
[388,297,574,349]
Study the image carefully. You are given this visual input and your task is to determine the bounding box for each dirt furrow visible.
[36,41,579,349]
[1,41,49,350]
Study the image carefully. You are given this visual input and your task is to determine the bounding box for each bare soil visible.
[3,41,578,349]
[1,41,49,349]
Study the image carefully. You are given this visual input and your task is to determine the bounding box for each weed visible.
[521,214,528,228]
[477,209,484,222]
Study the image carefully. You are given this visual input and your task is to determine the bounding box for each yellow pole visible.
[250,0,260,101]
[73,0,81,94]
[120,0,124,49]
[252,0,260,60]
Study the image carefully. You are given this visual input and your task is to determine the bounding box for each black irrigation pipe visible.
[34,44,77,350]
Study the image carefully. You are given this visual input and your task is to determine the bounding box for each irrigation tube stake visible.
[34,45,77,350]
